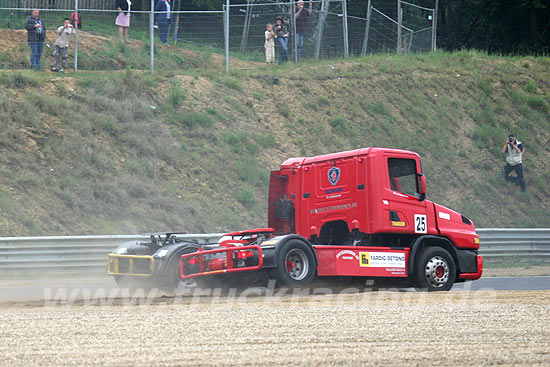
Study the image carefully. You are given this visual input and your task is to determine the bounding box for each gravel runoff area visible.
[0,290,548,366]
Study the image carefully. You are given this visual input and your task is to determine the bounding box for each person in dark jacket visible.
[155,0,172,46]
[274,16,289,64]
[25,10,46,70]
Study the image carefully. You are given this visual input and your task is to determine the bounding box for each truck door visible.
[386,157,428,235]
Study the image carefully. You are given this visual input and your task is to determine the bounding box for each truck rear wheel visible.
[269,240,316,286]
[414,246,456,291]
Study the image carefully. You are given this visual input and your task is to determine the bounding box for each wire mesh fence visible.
[358,0,435,55]
[0,1,436,73]
[227,0,347,63]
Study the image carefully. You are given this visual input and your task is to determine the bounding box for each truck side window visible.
[388,158,418,197]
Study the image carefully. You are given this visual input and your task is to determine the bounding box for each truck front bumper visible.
[458,255,483,280]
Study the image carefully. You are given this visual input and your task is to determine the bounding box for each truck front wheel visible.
[269,240,316,286]
[414,246,456,291]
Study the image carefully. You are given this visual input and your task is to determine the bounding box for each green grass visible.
[1,50,550,235]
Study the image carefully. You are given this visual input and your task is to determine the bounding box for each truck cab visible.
[268,147,482,290]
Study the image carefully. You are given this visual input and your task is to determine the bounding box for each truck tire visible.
[269,240,316,286]
[162,248,199,292]
[414,246,456,291]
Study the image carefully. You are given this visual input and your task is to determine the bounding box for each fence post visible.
[342,0,349,57]
[150,0,154,73]
[397,0,402,53]
[361,0,371,56]
[224,0,230,73]
[314,0,327,60]
[240,0,253,53]
[74,0,78,72]
[292,1,297,62]
[433,0,439,50]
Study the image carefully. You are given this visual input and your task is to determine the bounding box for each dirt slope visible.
[0,32,549,235]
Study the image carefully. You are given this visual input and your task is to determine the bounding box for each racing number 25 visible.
[414,214,427,234]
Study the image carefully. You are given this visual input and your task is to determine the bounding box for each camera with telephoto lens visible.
[508,137,514,143]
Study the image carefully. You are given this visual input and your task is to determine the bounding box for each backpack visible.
[71,12,82,29]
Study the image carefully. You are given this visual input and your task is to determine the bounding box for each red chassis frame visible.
[180,244,264,280]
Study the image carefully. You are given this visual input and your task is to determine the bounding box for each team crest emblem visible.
[328,167,341,186]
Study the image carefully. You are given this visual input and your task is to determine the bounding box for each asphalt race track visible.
[1,276,549,303]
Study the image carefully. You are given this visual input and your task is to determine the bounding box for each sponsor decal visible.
[391,221,406,227]
[414,214,427,234]
[438,212,451,221]
[325,187,343,194]
[326,194,342,199]
[157,249,168,257]
[328,167,341,186]
[310,202,358,214]
[359,252,406,268]
[382,200,389,205]
[336,250,359,260]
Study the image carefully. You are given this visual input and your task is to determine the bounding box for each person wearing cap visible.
[502,134,526,192]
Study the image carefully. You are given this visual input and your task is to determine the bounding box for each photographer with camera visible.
[502,133,526,192]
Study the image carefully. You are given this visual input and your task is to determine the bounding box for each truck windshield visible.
[388,158,418,197]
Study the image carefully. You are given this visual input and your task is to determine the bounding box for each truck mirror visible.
[418,174,427,200]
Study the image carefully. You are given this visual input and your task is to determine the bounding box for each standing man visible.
[25,9,46,71]
[294,0,312,60]
[155,0,172,46]
[51,18,74,73]
[503,133,526,192]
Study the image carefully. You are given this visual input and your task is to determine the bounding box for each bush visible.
[222,77,243,92]
[237,185,256,208]
[181,111,214,129]
[167,83,186,108]
[0,72,40,88]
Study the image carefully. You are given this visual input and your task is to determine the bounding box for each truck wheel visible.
[414,246,456,291]
[269,240,316,286]
[162,248,199,292]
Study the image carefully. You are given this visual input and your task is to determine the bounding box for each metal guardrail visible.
[477,229,550,258]
[0,229,548,277]
[0,234,223,276]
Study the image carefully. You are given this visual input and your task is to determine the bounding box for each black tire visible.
[161,248,199,292]
[414,246,456,291]
[269,240,316,286]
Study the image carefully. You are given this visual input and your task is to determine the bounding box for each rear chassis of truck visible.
[107,229,272,289]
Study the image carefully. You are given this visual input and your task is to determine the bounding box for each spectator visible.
[71,11,82,29]
[503,133,526,192]
[294,0,312,60]
[115,0,132,43]
[265,23,275,64]
[51,18,74,73]
[155,0,172,46]
[274,16,289,65]
[25,9,46,71]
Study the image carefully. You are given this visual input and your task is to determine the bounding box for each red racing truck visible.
[108,147,482,291]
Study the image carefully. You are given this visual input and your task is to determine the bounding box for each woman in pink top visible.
[115,0,132,43]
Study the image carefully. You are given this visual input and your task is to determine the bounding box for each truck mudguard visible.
[260,234,318,269]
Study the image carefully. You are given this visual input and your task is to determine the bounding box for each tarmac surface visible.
[1,276,549,304]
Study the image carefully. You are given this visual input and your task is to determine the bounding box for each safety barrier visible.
[0,234,223,276]
[0,229,548,277]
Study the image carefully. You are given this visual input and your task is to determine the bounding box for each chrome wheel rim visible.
[285,249,309,281]
[424,255,449,288]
